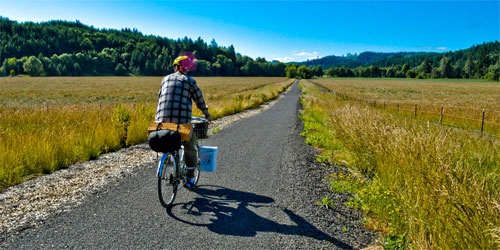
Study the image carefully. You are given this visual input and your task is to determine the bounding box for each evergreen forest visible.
[299,43,500,81]
[0,17,286,77]
[1,17,499,80]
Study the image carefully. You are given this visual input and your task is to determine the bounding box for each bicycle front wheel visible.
[193,145,202,185]
[193,164,201,185]
[157,153,178,208]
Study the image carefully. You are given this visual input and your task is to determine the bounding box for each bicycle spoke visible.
[158,154,178,207]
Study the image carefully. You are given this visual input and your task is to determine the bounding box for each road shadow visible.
[166,185,353,249]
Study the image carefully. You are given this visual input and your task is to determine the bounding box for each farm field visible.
[299,78,499,249]
[0,76,293,190]
[309,78,500,137]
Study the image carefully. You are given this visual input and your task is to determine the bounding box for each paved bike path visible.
[5,81,355,249]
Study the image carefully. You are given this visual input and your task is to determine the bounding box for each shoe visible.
[184,177,197,191]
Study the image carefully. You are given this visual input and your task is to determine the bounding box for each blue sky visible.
[1,0,499,62]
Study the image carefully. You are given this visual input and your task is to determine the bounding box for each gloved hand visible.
[203,110,212,122]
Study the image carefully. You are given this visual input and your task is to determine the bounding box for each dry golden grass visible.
[310,78,500,108]
[0,76,292,190]
[310,78,500,137]
[0,77,159,107]
[299,79,499,249]
[193,77,292,118]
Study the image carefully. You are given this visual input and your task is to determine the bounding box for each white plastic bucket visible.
[199,146,218,172]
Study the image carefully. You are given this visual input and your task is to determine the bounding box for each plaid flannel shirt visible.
[155,71,208,124]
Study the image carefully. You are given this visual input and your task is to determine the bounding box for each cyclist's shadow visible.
[166,185,351,248]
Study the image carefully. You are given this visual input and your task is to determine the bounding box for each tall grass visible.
[0,103,151,188]
[299,80,499,249]
[0,77,292,190]
[195,77,292,118]
[310,78,500,137]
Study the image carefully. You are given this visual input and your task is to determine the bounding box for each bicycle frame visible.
[157,146,185,181]
[157,116,207,207]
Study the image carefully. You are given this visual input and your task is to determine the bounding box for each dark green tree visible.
[115,63,127,76]
[285,64,298,78]
[23,55,45,76]
[311,65,323,77]
[297,65,312,79]
[440,56,452,78]
[417,58,432,77]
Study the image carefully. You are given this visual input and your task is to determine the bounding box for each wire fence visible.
[331,91,500,139]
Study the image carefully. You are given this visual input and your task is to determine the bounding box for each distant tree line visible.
[0,17,286,77]
[296,42,500,81]
[1,17,498,81]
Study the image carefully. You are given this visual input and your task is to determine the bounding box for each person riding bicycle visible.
[154,54,212,190]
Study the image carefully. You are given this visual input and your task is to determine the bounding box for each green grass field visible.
[0,76,293,190]
[299,78,499,249]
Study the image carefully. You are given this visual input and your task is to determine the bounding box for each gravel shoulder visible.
[1,83,379,249]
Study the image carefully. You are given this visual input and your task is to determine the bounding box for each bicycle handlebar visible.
[192,116,208,123]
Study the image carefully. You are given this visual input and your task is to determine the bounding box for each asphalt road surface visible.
[4,81,376,249]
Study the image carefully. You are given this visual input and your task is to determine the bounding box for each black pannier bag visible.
[148,129,181,153]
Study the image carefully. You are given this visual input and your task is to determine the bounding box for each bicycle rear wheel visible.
[157,153,178,208]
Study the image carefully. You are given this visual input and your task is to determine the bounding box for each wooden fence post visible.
[414,104,418,117]
[439,104,444,124]
[481,109,485,136]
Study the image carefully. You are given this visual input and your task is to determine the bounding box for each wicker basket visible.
[192,121,209,139]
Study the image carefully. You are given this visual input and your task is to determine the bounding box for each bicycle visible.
[156,116,209,208]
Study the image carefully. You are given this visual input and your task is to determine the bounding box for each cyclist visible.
[154,54,212,190]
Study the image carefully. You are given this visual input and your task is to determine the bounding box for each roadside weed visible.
[316,196,336,209]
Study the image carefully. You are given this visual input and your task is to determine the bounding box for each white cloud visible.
[293,51,320,57]
[272,51,322,63]
[293,51,321,61]
[293,52,311,56]
[272,56,295,63]
[417,46,450,52]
